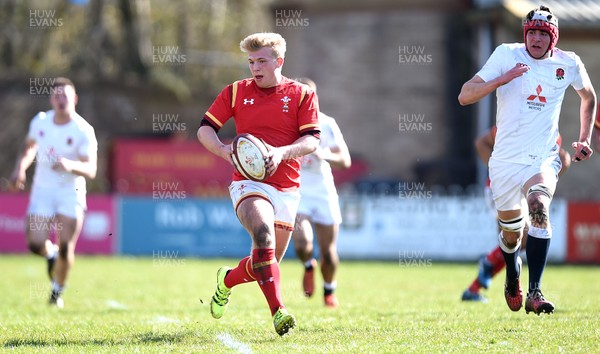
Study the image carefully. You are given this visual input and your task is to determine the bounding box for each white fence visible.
[338,196,567,262]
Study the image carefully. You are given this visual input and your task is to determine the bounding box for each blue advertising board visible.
[118,197,298,258]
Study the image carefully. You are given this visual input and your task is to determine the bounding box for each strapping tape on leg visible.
[498,231,521,253]
[527,184,553,199]
[498,215,525,233]
[528,225,552,239]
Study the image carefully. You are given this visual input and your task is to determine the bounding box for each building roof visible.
[477,0,600,28]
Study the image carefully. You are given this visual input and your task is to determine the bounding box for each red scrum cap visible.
[523,6,559,57]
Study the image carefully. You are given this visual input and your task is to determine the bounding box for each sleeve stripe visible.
[231,80,239,108]
[204,112,224,128]
[298,86,306,107]
[299,123,319,131]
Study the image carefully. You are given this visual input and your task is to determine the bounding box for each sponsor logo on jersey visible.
[527,84,547,111]
[556,68,564,80]
[243,98,254,105]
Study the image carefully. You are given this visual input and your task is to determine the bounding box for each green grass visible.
[0,255,599,353]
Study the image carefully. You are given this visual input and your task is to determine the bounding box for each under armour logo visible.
[243,98,254,105]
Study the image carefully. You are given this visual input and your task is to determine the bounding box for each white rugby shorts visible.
[27,184,86,219]
[229,180,300,231]
[297,193,342,226]
[489,154,561,211]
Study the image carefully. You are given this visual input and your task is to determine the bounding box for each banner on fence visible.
[0,193,115,254]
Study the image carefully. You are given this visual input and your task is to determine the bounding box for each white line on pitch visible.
[106,299,128,310]
[216,332,252,354]
[148,315,181,324]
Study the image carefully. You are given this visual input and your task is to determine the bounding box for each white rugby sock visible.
[324,282,337,291]
[52,280,64,293]
[46,244,57,260]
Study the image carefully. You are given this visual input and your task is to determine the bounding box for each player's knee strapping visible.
[528,183,552,228]
[498,231,522,253]
[528,184,553,200]
[498,215,525,233]
[497,215,525,252]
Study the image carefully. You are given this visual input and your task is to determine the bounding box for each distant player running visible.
[461,126,570,303]
[459,6,596,314]
[10,77,98,308]
[292,78,351,308]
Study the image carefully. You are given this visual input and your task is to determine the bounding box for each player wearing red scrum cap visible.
[458,6,597,315]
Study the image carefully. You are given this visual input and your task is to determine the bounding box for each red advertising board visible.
[567,201,600,264]
[0,193,115,254]
[110,138,371,196]
[110,139,233,196]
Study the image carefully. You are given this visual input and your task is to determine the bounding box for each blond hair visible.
[240,32,287,59]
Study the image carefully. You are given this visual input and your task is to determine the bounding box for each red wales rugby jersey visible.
[204,77,320,191]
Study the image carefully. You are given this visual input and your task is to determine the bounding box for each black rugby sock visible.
[526,234,550,292]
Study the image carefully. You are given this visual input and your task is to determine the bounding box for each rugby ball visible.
[232,133,269,181]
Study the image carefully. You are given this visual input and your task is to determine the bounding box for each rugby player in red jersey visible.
[197,32,320,336]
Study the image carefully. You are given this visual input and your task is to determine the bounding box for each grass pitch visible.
[1,255,599,353]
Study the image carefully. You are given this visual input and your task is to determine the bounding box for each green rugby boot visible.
[273,307,296,336]
[210,266,232,319]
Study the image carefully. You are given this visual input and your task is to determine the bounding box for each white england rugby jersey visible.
[299,112,344,198]
[477,43,591,164]
[27,110,97,191]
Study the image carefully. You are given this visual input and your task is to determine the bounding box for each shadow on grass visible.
[4,338,118,348]
[3,330,202,348]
